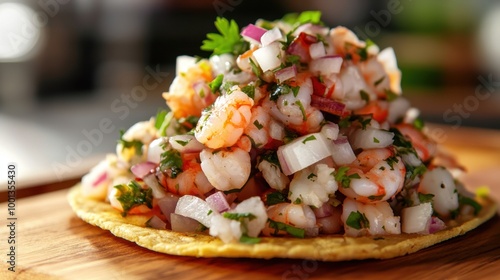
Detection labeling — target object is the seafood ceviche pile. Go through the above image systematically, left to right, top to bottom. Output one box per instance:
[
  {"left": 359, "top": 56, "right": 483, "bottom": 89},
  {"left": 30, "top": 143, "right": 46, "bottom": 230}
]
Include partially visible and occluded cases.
[{"left": 81, "top": 11, "right": 482, "bottom": 244}]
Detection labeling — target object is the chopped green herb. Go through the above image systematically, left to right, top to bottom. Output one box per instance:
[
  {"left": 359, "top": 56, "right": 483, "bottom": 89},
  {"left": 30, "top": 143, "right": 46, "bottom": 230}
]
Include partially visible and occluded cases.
[
  {"left": 281, "top": 10, "right": 323, "bottom": 26},
  {"left": 201, "top": 17, "right": 248, "bottom": 56},
  {"left": 356, "top": 39, "right": 375, "bottom": 61},
  {"left": 285, "top": 54, "right": 301, "bottom": 66},
  {"left": 249, "top": 57, "right": 263, "bottom": 77},
  {"left": 208, "top": 74, "right": 224, "bottom": 93},
  {"left": 374, "top": 76, "right": 385, "bottom": 86},
  {"left": 241, "top": 84, "right": 255, "bottom": 99},
  {"left": 385, "top": 89, "right": 399, "bottom": 102},
  {"left": 359, "top": 90, "right": 370, "bottom": 103},
  {"left": 295, "top": 100, "right": 307, "bottom": 121},
  {"left": 154, "top": 109, "right": 168, "bottom": 130},
  {"left": 338, "top": 116, "right": 351, "bottom": 128},
  {"left": 413, "top": 117, "right": 425, "bottom": 131},
  {"left": 253, "top": 120, "right": 264, "bottom": 130},
  {"left": 118, "top": 130, "right": 144, "bottom": 156},
  {"left": 302, "top": 135, "right": 316, "bottom": 144},
  {"left": 373, "top": 137, "right": 380, "bottom": 143},
  {"left": 175, "top": 139, "right": 190, "bottom": 147},
  {"left": 160, "top": 149, "right": 183, "bottom": 178},
  {"left": 385, "top": 156, "right": 399, "bottom": 170},
  {"left": 334, "top": 166, "right": 361, "bottom": 188},
  {"left": 307, "top": 173, "right": 317, "bottom": 180},
  {"left": 114, "top": 181, "right": 153, "bottom": 217},
  {"left": 266, "top": 192, "right": 287, "bottom": 206},
  {"left": 418, "top": 192, "right": 435, "bottom": 203},
  {"left": 368, "top": 194, "right": 385, "bottom": 201},
  {"left": 459, "top": 195, "right": 482, "bottom": 215},
  {"left": 293, "top": 197, "right": 302, "bottom": 204},
  {"left": 207, "top": 209, "right": 213, "bottom": 216},
  {"left": 346, "top": 211, "right": 370, "bottom": 230},
  {"left": 223, "top": 212, "right": 256, "bottom": 222},
  {"left": 268, "top": 219, "right": 306, "bottom": 238},
  {"left": 239, "top": 234, "right": 261, "bottom": 244}
]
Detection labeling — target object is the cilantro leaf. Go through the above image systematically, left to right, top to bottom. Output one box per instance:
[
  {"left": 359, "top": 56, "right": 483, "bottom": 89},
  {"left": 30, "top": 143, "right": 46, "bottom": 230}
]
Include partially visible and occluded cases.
[
  {"left": 282, "top": 11, "right": 323, "bottom": 26},
  {"left": 201, "top": 17, "right": 248, "bottom": 56},
  {"left": 208, "top": 74, "right": 224, "bottom": 93},
  {"left": 118, "top": 130, "right": 143, "bottom": 156},
  {"left": 160, "top": 149, "right": 183, "bottom": 178},
  {"left": 334, "top": 166, "right": 361, "bottom": 188},
  {"left": 114, "top": 181, "right": 153, "bottom": 217},
  {"left": 266, "top": 192, "right": 287, "bottom": 206},
  {"left": 418, "top": 192, "right": 435, "bottom": 203},
  {"left": 459, "top": 194, "right": 482, "bottom": 215},
  {"left": 346, "top": 211, "right": 370, "bottom": 230},
  {"left": 223, "top": 212, "right": 256, "bottom": 222},
  {"left": 268, "top": 219, "right": 305, "bottom": 238},
  {"left": 239, "top": 234, "right": 261, "bottom": 244}
]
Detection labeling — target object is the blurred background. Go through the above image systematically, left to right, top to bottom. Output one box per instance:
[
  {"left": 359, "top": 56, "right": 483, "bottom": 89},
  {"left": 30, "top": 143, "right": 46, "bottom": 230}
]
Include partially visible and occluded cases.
[{"left": 1, "top": 0, "right": 500, "bottom": 189}]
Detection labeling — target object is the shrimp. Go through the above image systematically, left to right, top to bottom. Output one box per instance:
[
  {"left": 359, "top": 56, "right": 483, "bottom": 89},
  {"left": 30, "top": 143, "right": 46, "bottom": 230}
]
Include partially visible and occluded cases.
[
  {"left": 330, "top": 26, "right": 379, "bottom": 62},
  {"left": 359, "top": 48, "right": 402, "bottom": 97},
  {"left": 162, "top": 59, "right": 218, "bottom": 119},
  {"left": 265, "top": 73, "right": 324, "bottom": 134},
  {"left": 195, "top": 85, "right": 254, "bottom": 149},
  {"left": 394, "top": 123, "right": 437, "bottom": 162},
  {"left": 199, "top": 147, "right": 251, "bottom": 191},
  {"left": 338, "top": 148, "right": 406, "bottom": 204},
  {"left": 163, "top": 153, "right": 214, "bottom": 197},
  {"left": 257, "top": 159, "right": 290, "bottom": 191},
  {"left": 288, "top": 163, "right": 338, "bottom": 208},
  {"left": 418, "top": 166, "right": 458, "bottom": 218},
  {"left": 342, "top": 197, "right": 401, "bottom": 237},
  {"left": 262, "top": 202, "right": 317, "bottom": 236}
]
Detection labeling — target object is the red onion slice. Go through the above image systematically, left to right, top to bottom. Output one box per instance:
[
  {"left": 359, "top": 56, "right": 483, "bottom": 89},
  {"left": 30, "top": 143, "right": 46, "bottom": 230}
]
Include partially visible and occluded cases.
[
  {"left": 241, "top": 24, "right": 267, "bottom": 44},
  {"left": 287, "top": 32, "right": 317, "bottom": 63},
  {"left": 274, "top": 65, "right": 297, "bottom": 83},
  {"left": 310, "top": 95, "right": 345, "bottom": 116},
  {"left": 130, "top": 161, "right": 157, "bottom": 179},
  {"left": 92, "top": 172, "right": 108, "bottom": 187},
  {"left": 206, "top": 191, "right": 231, "bottom": 213},
  {"left": 157, "top": 194, "right": 180, "bottom": 223},
  {"left": 313, "top": 202, "right": 334, "bottom": 218},
  {"left": 170, "top": 213, "right": 202, "bottom": 232},
  {"left": 146, "top": 215, "right": 167, "bottom": 230},
  {"left": 428, "top": 216, "right": 446, "bottom": 234}
]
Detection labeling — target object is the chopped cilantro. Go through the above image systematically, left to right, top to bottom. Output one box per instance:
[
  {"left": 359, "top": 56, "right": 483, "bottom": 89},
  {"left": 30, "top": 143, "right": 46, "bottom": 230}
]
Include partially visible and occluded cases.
[
  {"left": 201, "top": 17, "right": 248, "bottom": 56},
  {"left": 356, "top": 39, "right": 375, "bottom": 61},
  {"left": 285, "top": 54, "right": 301, "bottom": 66},
  {"left": 249, "top": 57, "right": 263, "bottom": 77},
  {"left": 208, "top": 74, "right": 224, "bottom": 93},
  {"left": 374, "top": 76, "right": 385, "bottom": 86},
  {"left": 270, "top": 83, "right": 299, "bottom": 101},
  {"left": 241, "top": 84, "right": 255, "bottom": 99},
  {"left": 385, "top": 89, "right": 399, "bottom": 102},
  {"left": 359, "top": 90, "right": 370, "bottom": 103},
  {"left": 295, "top": 100, "right": 307, "bottom": 121},
  {"left": 154, "top": 109, "right": 168, "bottom": 130},
  {"left": 338, "top": 116, "right": 351, "bottom": 128},
  {"left": 413, "top": 117, "right": 425, "bottom": 131},
  {"left": 253, "top": 120, "right": 264, "bottom": 130},
  {"left": 118, "top": 130, "right": 143, "bottom": 156},
  {"left": 302, "top": 135, "right": 316, "bottom": 144},
  {"left": 373, "top": 137, "right": 380, "bottom": 143},
  {"left": 175, "top": 139, "right": 190, "bottom": 147},
  {"left": 160, "top": 149, "right": 183, "bottom": 178},
  {"left": 260, "top": 150, "right": 280, "bottom": 166},
  {"left": 385, "top": 156, "right": 399, "bottom": 170},
  {"left": 334, "top": 166, "right": 361, "bottom": 188},
  {"left": 307, "top": 173, "right": 317, "bottom": 180},
  {"left": 114, "top": 181, "right": 153, "bottom": 217},
  {"left": 266, "top": 192, "right": 288, "bottom": 206},
  {"left": 418, "top": 192, "right": 435, "bottom": 203},
  {"left": 368, "top": 194, "right": 385, "bottom": 201},
  {"left": 459, "top": 194, "right": 482, "bottom": 215},
  {"left": 293, "top": 197, "right": 302, "bottom": 204},
  {"left": 207, "top": 209, "right": 213, "bottom": 216},
  {"left": 346, "top": 211, "right": 370, "bottom": 230},
  {"left": 223, "top": 212, "right": 256, "bottom": 222},
  {"left": 268, "top": 219, "right": 305, "bottom": 238},
  {"left": 239, "top": 234, "right": 261, "bottom": 244}
]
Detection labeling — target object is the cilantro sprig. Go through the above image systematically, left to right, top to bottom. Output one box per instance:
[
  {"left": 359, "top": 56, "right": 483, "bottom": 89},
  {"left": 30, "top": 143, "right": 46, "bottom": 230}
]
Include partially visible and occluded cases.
[
  {"left": 201, "top": 17, "right": 248, "bottom": 56},
  {"left": 118, "top": 130, "right": 144, "bottom": 156},
  {"left": 334, "top": 166, "right": 361, "bottom": 188},
  {"left": 114, "top": 181, "right": 153, "bottom": 217}
]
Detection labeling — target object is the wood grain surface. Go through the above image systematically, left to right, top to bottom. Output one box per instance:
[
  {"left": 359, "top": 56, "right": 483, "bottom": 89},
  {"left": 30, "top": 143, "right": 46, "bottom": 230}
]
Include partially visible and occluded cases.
[{"left": 1, "top": 125, "right": 499, "bottom": 280}]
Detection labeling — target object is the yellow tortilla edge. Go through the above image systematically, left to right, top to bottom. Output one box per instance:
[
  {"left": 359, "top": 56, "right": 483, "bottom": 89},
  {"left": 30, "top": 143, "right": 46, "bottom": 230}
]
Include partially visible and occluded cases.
[{"left": 68, "top": 183, "right": 497, "bottom": 261}]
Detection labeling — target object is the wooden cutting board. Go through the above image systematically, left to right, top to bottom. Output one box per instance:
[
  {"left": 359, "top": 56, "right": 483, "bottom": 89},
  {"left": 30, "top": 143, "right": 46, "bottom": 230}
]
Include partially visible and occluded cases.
[{"left": 1, "top": 125, "right": 499, "bottom": 280}]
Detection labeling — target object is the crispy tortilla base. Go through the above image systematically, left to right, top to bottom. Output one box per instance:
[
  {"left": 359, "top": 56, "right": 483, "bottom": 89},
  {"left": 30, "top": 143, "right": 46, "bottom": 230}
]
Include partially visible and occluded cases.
[{"left": 68, "top": 184, "right": 497, "bottom": 261}]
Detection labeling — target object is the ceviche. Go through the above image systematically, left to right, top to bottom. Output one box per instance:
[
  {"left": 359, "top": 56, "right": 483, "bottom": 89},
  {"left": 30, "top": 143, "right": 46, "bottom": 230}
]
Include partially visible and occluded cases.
[{"left": 80, "top": 11, "right": 485, "bottom": 244}]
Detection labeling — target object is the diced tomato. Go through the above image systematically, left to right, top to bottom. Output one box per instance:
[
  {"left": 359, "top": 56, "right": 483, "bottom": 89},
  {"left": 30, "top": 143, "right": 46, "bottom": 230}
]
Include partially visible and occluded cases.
[{"left": 354, "top": 101, "right": 388, "bottom": 123}]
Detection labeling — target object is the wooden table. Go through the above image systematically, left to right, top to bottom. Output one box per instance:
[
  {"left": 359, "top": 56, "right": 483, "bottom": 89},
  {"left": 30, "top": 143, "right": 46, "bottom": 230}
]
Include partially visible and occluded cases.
[{"left": 1, "top": 125, "right": 499, "bottom": 280}]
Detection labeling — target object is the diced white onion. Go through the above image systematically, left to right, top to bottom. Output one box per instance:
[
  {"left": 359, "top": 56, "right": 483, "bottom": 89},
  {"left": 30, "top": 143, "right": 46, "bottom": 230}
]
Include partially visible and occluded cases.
[
  {"left": 261, "top": 26, "right": 282, "bottom": 46},
  {"left": 253, "top": 42, "right": 283, "bottom": 72},
  {"left": 309, "top": 42, "right": 326, "bottom": 60},
  {"left": 309, "top": 56, "right": 343, "bottom": 76},
  {"left": 387, "top": 97, "right": 411, "bottom": 124},
  {"left": 277, "top": 132, "right": 331, "bottom": 176},
  {"left": 330, "top": 136, "right": 356, "bottom": 165},
  {"left": 147, "top": 137, "right": 167, "bottom": 164},
  {"left": 419, "top": 167, "right": 459, "bottom": 217},
  {"left": 175, "top": 195, "right": 215, "bottom": 227},
  {"left": 401, "top": 202, "right": 433, "bottom": 234}
]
